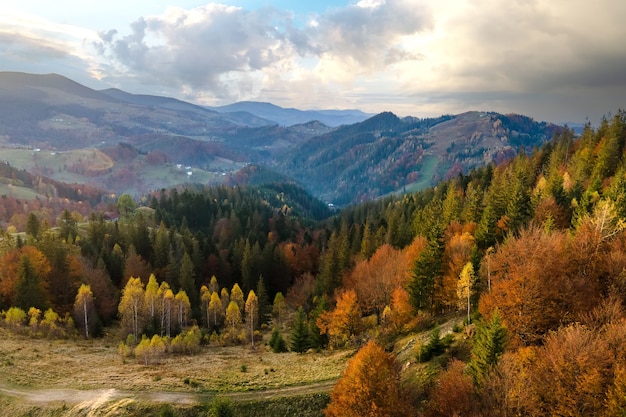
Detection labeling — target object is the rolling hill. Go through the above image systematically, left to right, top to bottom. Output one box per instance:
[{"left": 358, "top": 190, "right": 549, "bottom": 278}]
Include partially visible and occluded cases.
[{"left": 0, "top": 72, "right": 564, "bottom": 203}]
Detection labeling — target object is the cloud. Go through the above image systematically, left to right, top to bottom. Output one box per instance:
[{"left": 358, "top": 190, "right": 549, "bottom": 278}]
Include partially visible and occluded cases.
[
  {"left": 1, "top": 0, "right": 625, "bottom": 122},
  {"left": 307, "top": 0, "right": 431, "bottom": 70},
  {"left": 396, "top": 0, "right": 626, "bottom": 120},
  {"left": 94, "top": 1, "right": 433, "bottom": 101},
  {"left": 95, "top": 4, "right": 301, "bottom": 100},
  {"left": 0, "top": 11, "right": 104, "bottom": 84}
]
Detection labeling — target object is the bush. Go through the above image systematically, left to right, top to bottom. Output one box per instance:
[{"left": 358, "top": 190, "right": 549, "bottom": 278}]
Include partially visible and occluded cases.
[
  {"left": 418, "top": 327, "right": 453, "bottom": 363},
  {"left": 269, "top": 328, "right": 288, "bottom": 353},
  {"left": 208, "top": 397, "right": 234, "bottom": 417}
]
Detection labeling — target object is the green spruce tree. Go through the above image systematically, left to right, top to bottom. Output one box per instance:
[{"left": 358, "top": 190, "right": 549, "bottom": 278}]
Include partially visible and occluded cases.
[
  {"left": 290, "top": 307, "right": 310, "bottom": 353},
  {"left": 467, "top": 310, "right": 507, "bottom": 384}
]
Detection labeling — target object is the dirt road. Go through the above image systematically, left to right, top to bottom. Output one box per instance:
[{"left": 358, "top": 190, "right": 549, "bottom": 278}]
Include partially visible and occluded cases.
[{"left": 0, "top": 378, "right": 336, "bottom": 407}]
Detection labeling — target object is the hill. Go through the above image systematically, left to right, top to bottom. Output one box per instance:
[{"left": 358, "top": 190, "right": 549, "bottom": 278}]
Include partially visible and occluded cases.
[
  {"left": 0, "top": 72, "right": 563, "bottom": 203},
  {"left": 0, "top": 72, "right": 340, "bottom": 195},
  {"left": 277, "top": 111, "right": 562, "bottom": 205}
]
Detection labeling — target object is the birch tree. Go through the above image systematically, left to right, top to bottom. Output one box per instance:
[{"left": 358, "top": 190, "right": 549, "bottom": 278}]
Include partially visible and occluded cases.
[
  {"left": 118, "top": 276, "right": 145, "bottom": 339},
  {"left": 74, "top": 284, "right": 96, "bottom": 339},
  {"left": 245, "top": 290, "right": 258, "bottom": 347}
]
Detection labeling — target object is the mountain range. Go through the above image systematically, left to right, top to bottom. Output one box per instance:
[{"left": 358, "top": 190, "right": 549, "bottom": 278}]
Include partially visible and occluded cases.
[{"left": 0, "top": 71, "right": 563, "bottom": 205}]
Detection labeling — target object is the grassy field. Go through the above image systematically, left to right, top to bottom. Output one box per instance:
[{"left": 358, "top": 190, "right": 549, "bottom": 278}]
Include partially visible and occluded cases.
[
  {"left": 0, "top": 147, "right": 243, "bottom": 197},
  {"left": 403, "top": 155, "right": 440, "bottom": 194},
  {"left": 0, "top": 183, "right": 44, "bottom": 200},
  {"left": 0, "top": 327, "right": 350, "bottom": 416}
]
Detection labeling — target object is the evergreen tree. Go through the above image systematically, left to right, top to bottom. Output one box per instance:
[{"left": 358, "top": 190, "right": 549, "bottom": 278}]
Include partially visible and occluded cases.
[
  {"left": 58, "top": 209, "right": 78, "bottom": 243},
  {"left": 25, "top": 212, "right": 40, "bottom": 240},
  {"left": 360, "top": 220, "right": 375, "bottom": 259},
  {"left": 153, "top": 222, "right": 170, "bottom": 271},
  {"left": 408, "top": 228, "right": 444, "bottom": 312},
  {"left": 178, "top": 252, "right": 198, "bottom": 317},
  {"left": 14, "top": 254, "right": 48, "bottom": 311},
  {"left": 256, "top": 275, "right": 270, "bottom": 325},
  {"left": 308, "top": 296, "right": 328, "bottom": 349},
  {"left": 290, "top": 307, "right": 310, "bottom": 353},
  {"left": 467, "top": 310, "right": 507, "bottom": 384},
  {"left": 269, "top": 327, "right": 288, "bottom": 353}
]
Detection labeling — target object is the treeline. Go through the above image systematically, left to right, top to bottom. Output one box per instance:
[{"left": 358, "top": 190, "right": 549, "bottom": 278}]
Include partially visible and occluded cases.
[{"left": 0, "top": 181, "right": 332, "bottom": 327}]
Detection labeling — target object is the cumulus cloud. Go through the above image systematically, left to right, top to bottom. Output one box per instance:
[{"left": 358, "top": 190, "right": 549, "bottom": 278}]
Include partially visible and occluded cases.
[
  {"left": 94, "top": 0, "right": 432, "bottom": 102},
  {"left": 307, "top": 0, "right": 431, "bottom": 70},
  {"left": 95, "top": 4, "right": 301, "bottom": 100}
]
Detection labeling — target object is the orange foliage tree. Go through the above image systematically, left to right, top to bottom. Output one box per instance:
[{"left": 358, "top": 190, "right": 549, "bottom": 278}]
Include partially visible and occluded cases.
[
  {"left": 479, "top": 227, "right": 581, "bottom": 346},
  {"left": 439, "top": 228, "right": 475, "bottom": 311},
  {"left": 344, "top": 244, "right": 408, "bottom": 318},
  {"left": 0, "top": 246, "right": 51, "bottom": 308},
  {"left": 317, "top": 289, "right": 362, "bottom": 348},
  {"left": 480, "top": 299, "right": 626, "bottom": 416},
  {"left": 325, "top": 340, "right": 414, "bottom": 417},
  {"left": 425, "top": 359, "right": 477, "bottom": 417}
]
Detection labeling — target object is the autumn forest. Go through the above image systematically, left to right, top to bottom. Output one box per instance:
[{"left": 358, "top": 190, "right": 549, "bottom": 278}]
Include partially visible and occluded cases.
[{"left": 2, "top": 110, "right": 626, "bottom": 416}]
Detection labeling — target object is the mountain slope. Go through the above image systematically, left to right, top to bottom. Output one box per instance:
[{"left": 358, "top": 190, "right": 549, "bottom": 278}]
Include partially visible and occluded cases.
[{"left": 277, "top": 111, "right": 561, "bottom": 205}]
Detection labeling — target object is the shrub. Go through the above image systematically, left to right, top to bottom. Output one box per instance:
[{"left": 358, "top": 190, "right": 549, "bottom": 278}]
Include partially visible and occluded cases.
[
  {"left": 5, "top": 307, "right": 26, "bottom": 330},
  {"left": 418, "top": 327, "right": 453, "bottom": 363},
  {"left": 269, "top": 328, "right": 288, "bottom": 353},
  {"left": 208, "top": 397, "right": 234, "bottom": 417}
]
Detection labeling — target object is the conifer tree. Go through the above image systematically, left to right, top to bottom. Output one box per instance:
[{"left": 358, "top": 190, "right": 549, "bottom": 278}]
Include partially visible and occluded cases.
[
  {"left": 360, "top": 220, "right": 375, "bottom": 259},
  {"left": 408, "top": 230, "right": 444, "bottom": 312},
  {"left": 178, "top": 252, "right": 198, "bottom": 317},
  {"left": 14, "top": 254, "right": 48, "bottom": 311},
  {"left": 256, "top": 275, "right": 270, "bottom": 325},
  {"left": 290, "top": 307, "right": 309, "bottom": 353},
  {"left": 467, "top": 310, "right": 507, "bottom": 384},
  {"left": 269, "top": 327, "right": 288, "bottom": 353}
]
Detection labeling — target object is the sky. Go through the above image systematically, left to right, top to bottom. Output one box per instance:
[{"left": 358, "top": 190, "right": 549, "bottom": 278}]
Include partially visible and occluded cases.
[{"left": 1, "top": 0, "right": 625, "bottom": 124}]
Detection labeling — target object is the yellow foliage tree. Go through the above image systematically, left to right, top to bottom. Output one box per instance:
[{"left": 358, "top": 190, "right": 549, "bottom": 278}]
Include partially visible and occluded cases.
[
  {"left": 119, "top": 276, "right": 145, "bottom": 339},
  {"left": 317, "top": 289, "right": 361, "bottom": 348},
  {"left": 245, "top": 290, "right": 258, "bottom": 347}
]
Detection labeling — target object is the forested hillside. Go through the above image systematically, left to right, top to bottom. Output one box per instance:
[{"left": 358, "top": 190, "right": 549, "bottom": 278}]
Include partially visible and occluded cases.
[
  {"left": 1, "top": 110, "right": 626, "bottom": 416},
  {"left": 278, "top": 111, "right": 560, "bottom": 205}
]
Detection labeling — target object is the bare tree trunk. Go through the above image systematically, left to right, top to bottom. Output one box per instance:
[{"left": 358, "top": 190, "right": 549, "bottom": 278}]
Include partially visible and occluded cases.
[{"left": 83, "top": 298, "right": 89, "bottom": 339}]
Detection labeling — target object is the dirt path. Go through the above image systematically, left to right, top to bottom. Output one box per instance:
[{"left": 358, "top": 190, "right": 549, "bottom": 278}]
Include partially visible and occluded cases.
[{"left": 0, "top": 378, "right": 337, "bottom": 407}]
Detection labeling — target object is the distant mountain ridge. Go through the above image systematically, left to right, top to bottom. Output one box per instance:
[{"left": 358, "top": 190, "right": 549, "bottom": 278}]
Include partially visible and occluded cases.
[{"left": 208, "top": 101, "right": 373, "bottom": 127}]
